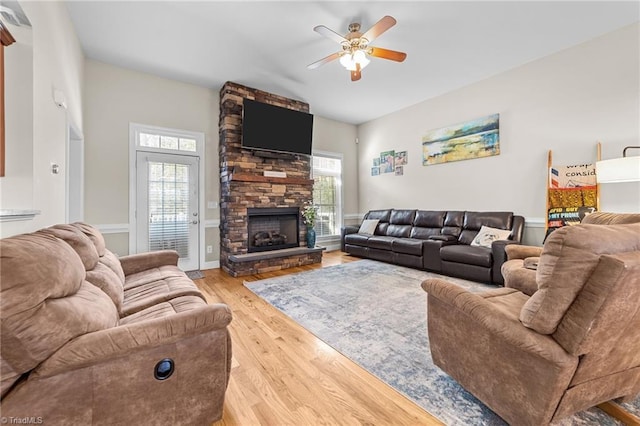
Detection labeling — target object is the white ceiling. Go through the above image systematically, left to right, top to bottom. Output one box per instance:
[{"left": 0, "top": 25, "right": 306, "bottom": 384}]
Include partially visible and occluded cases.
[{"left": 65, "top": 1, "right": 639, "bottom": 125}]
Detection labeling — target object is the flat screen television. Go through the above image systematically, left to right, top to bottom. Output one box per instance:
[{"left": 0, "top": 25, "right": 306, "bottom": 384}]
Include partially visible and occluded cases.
[{"left": 241, "top": 98, "right": 314, "bottom": 155}]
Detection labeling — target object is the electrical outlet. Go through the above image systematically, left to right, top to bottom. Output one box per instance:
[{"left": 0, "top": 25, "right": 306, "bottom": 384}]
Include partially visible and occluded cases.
[{"left": 206, "top": 245, "right": 213, "bottom": 254}]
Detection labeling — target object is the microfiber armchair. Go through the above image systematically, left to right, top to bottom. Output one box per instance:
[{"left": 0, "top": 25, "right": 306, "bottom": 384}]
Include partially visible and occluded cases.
[
  {"left": 422, "top": 222, "right": 640, "bottom": 425},
  {"left": 1, "top": 223, "right": 232, "bottom": 424}
]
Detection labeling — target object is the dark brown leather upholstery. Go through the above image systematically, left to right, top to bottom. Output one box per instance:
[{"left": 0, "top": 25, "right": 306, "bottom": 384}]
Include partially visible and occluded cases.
[{"left": 343, "top": 209, "right": 525, "bottom": 284}]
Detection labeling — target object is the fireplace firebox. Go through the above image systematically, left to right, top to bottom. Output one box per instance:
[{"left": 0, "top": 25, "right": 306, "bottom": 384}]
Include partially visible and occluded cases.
[{"left": 247, "top": 207, "right": 300, "bottom": 253}]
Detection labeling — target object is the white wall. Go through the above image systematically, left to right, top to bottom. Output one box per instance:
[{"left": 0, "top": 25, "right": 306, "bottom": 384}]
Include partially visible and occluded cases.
[
  {"left": 0, "top": 1, "right": 84, "bottom": 238},
  {"left": 1, "top": 24, "right": 33, "bottom": 212},
  {"left": 357, "top": 24, "right": 639, "bottom": 245},
  {"left": 312, "top": 116, "right": 359, "bottom": 224}
]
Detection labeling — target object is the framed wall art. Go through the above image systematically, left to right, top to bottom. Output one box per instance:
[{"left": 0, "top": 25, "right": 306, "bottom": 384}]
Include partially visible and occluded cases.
[{"left": 422, "top": 114, "right": 499, "bottom": 166}]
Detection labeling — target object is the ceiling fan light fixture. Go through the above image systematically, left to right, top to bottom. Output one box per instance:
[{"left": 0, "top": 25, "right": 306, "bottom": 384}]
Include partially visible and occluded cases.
[
  {"left": 309, "top": 16, "right": 406, "bottom": 81},
  {"left": 339, "top": 49, "right": 370, "bottom": 71},
  {"left": 353, "top": 49, "right": 370, "bottom": 68}
]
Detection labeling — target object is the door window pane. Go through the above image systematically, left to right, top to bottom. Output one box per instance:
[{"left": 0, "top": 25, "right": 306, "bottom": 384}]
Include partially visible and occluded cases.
[
  {"left": 140, "top": 133, "right": 160, "bottom": 148},
  {"left": 160, "top": 136, "right": 179, "bottom": 150},
  {"left": 148, "top": 162, "right": 190, "bottom": 257}
]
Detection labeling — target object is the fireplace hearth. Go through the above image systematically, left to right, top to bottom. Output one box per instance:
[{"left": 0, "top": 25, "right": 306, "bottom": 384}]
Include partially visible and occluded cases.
[{"left": 247, "top": 207, "right": 299, "bottom": 253}]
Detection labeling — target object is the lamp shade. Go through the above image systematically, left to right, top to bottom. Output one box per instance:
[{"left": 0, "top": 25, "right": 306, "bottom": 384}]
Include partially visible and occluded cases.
[{"left": 596, "top": 156, "right": 640, "bottom": 183}]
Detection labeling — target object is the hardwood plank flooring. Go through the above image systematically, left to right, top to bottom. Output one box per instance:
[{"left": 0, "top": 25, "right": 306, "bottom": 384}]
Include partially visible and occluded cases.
[{"left": 196, "top": 251, "right": 443, "bottom": 426}]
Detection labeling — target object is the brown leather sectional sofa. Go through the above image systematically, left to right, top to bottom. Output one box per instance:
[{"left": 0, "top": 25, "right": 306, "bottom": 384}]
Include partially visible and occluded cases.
[{"left": 342, "top": 209, "right": 525, "bottom": 284}]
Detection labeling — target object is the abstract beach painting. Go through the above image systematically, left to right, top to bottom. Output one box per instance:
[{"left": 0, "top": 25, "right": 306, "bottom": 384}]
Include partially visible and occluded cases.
[{"left": 422, "top": 114, "right": 500, "bottom": 166}]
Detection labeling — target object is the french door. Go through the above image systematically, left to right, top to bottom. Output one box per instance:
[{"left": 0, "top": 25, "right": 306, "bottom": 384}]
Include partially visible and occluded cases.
[{"left": 136, "top": 152, "right": 199, "bottom": 271}]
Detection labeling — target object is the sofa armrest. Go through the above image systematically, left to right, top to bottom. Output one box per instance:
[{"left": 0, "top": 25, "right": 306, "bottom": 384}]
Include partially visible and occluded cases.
[
  {"left": 341, "top": 225, "right": 360, "bottom": 251},
  {"left": 491, "top": 240, "right": 520, "bottom": 285},
  {"left": 505, "top": 244, "right": 543, "bottom": 261},
  {"left": 119, "top": 250, "right": 180, "bottom": 276},
  {"left": 32, "top": 303, "right": 232, "bottom": 378}
]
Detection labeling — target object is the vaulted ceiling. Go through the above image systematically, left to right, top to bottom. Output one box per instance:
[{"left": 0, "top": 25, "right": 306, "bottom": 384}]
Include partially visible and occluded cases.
[{"left": 66, "top": 1, "right": 639, "bottom": 124}]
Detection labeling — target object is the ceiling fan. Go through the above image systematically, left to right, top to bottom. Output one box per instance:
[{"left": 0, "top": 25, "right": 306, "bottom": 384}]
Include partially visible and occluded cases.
[{"left": 307, "top": 15, "right": 407, "bottom": 82}]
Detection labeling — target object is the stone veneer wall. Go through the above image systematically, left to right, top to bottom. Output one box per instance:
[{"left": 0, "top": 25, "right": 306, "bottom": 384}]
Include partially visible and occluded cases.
[{"left": 219, "top": 81, "right": 319, "bottom": 276}]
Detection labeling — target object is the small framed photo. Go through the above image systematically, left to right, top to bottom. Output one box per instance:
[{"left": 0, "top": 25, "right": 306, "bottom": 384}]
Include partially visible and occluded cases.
[
  {"left": 380, "top": 150, "right": 395, "bottom": 173},
  {"left": 395, "top": 151, "right": 408, "bottom": 166},
  {"left": 373, "top": 158, "right": 380, "bottom": 167},
  {"left": 395, "top": 166, "right": 404, "bottom": 176},
  {"left": 371, "top": 167, "right": 380, "bottom": 176}
]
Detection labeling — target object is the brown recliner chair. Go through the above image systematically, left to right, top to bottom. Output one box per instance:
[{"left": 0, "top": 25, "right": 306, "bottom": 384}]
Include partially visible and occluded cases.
[
  {"left": 502, "top": 212, "right": 640, "bottom": 295},
  {"left": 422, "top": 222, "right": 640, "bottom": 425},
  {"left": 1, "top": 224, "right": 232, "bottom": 424}
]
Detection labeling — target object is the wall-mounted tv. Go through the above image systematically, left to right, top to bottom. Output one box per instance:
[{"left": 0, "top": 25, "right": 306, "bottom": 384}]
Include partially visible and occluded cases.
[{"left": 241, "top": 98, "right": 314, "bottom": 156}]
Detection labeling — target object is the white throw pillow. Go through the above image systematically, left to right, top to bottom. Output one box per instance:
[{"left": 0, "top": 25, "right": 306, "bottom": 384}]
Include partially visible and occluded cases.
[
  {"left": 358, "top": 219, "right": 380, "bottom": 235},
  {"left": 470, "top": 225, "right": 512, "bottom": 248}
]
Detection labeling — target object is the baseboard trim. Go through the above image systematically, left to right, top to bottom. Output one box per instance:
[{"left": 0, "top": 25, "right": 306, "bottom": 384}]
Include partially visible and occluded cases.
[{"left": 202, "top": 260, "right": 220, "bottom": 270}]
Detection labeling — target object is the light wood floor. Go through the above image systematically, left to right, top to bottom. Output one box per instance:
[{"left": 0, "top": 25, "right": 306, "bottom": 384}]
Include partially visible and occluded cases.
[{"left": 196, "top": 251, "right": 443, "bottom": 426}]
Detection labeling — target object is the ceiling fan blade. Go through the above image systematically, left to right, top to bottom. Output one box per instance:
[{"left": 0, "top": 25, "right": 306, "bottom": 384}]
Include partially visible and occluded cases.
[
  {"left": 362, "top": 16, "right": 396, "bottom": 43},
  {"left": 313, "top": 25, "right": 348, "bottom": 44},
  {"left": 369, "top": 47, "right": 407, "bottom": 62},
  {"left": 307, "top": 52, "right": 341, "bottom": 70},
  {"left": 351, "top": 63, "right": 362, "bottom": 82}
]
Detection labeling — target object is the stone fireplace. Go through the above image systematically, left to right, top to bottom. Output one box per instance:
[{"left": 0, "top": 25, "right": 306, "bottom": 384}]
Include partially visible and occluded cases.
[{"left": 219, "top": 82, "right": 323, "bottom": 277}]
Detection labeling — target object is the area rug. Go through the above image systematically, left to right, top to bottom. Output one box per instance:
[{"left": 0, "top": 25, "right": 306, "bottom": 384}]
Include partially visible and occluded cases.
[{"left": 245, "top": 259, "right": 640, "bottom": 425}]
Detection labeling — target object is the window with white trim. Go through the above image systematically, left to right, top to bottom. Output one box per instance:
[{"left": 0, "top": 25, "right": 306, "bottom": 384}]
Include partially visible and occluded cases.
[{"left": 312, "top": 152, "right": 343, "bottom": 238}]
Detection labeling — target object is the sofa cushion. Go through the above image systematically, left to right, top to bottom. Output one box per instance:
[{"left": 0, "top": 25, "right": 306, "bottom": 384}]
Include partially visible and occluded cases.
[
  {"left": 365, "top": 209, "right": 391, "bottom": 222},
  {"left": 390, "top": 209, "right": 416, "bottom": 225},
  {"left": 365, "top": 210, "right": 391, "bottom": 235},
  {"left": 414, "top": 210, "right": 445, "bottom": 228},
  {"left": 442, "top": 211, "right": 464, "bottom": 237},
  {"left": 465, "top": 211, "right": 513, "bottom": 230},
  {"left": 459, "top": 212, "right": 513, "bottom": 245},
  {"left": 358, "top": 219, "right": 379, "bottom": 235},
  {"left": 72, "top": 222, "right": 107, "bottom": 257},
  {"left": 520, "top": 223, "right": 640, "bottom": 334},
  {"left": 42, "top": 224, "right": 99, "bottom": 271},
  {"left": 386, "top": 224, "right": 412, "bottom": 238},
  {"left": 470, "top": 225, "right": 512, "bottom": 248},
  {"left": 410, "top": 227, "right": 441, "bottom": 240},
  {"left": 0, "top": 232, "right": 118, "bottom": 396},
  {"left": 344, "top": 233, "right": 371, "bottom": 246},
  {"left": 367, "top": 236, "right": 396, "bottom": 250},
  {"left": 392, "top": 238, "right": 424, "bottom": 256},
  {"left": 440, "top": 245, "right": 493, "bottom": 267},
  {"left": 101, "top": 249, "right": 126, "bottom": 284},
  {"left": 86, "top": 262, "right": 125, "bottom": 312},
  {"left": 124, "top": 265, "right": 191, "bottom": 290},
  {"left": 122, "top": 275, "right": 204, "bottom": 316},
  {"left": 119, "top": 295, "right": 208, "bottom": 325}
]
